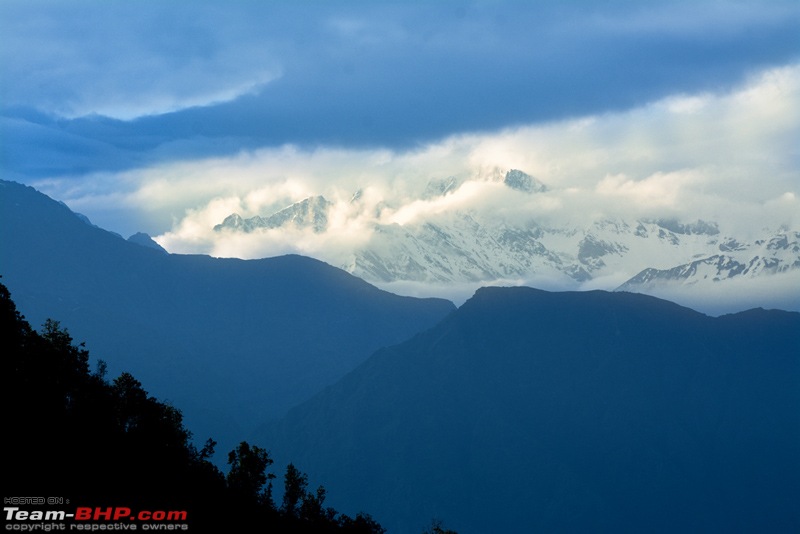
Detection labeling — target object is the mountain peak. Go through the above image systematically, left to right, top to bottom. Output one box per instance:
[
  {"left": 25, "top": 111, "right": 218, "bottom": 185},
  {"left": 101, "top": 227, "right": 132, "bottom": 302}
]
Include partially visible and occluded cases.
[
  {"left": 503, "top": 169, "right": 547, "bottom": 193},
  {"left": 424, "top": 176, "right": 462, "bottom": 198},
  {"left": 268, "top": 195, "right": 332, "bottom": 232},
  {"left": 215, "top": 196, "right": 333, "bottom": 233},
  {"left": 127, "top": 232, "right": 168, "bottom": 254}
]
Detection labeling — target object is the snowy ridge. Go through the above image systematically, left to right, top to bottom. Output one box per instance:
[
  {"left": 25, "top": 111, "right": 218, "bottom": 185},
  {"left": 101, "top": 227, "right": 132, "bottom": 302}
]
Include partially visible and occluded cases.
[
  {"left": 210, "top": 169, "right": 799, "bottom": 307},
  {"left": 215, "top": 195, "right": 332, "bottom": 233},
  {"left": 348, "top": 216, "right": 770, "bottom": 289},
  {"left": 617, "top": 232, "right": 800, "bottom": 290}
]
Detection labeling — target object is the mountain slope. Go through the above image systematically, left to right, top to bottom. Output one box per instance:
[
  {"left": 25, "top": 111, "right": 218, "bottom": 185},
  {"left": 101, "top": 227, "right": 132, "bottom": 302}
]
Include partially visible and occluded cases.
[
  {"left": 0, "top": 180, "right": 455, "bottom": 455},
  {"left": 618, "top": 231, "right": 800, "bottom": 287},
  {"left": 259, "top": 287, "right": 800, "bottom": 533}
]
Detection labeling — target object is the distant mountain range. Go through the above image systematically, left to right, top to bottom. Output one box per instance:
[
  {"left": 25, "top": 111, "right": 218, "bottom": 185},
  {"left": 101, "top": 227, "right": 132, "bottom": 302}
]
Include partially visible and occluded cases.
[
  {"left": 213, "top": 170, "right": 799, "bottom": 311},
  {"left": 0, "top": 180, "right": 454, "bottom": 456},
  {"left": 4, "top": 180, "right": 798, "bottom": 532},
  {"left": 618, "top": 232, "right": 800, "bottom": 289},
  {"left": 258, "top": 286, "right": 800, "bottom": 533}
]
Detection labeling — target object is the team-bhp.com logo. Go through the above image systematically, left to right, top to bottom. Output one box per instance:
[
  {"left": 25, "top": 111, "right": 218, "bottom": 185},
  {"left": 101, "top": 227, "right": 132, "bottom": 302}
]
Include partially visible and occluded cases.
[
  {"left": 5, "top": 504, "right": 189, "bottom": 531},
  {"left": 75, "top": 508, "right": 187, "bottom": 522}
]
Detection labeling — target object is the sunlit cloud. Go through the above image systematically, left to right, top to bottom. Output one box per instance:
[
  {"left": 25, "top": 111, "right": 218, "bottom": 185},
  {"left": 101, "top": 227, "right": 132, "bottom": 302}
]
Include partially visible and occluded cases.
[
  {"left": 3, "top": 2, "right": 797, "bottom": 315},
  {"left": 9, "top": 57, "right": 795, "bottom": 314},
  {"left": 26, "top": 60, "right": 797, "bottom": 312},
  {"left": 33, "top": 62, "right": 792, "bottom": 249},
  {"left": 594, "top": 170, "right": 705, "bottom": 209}
]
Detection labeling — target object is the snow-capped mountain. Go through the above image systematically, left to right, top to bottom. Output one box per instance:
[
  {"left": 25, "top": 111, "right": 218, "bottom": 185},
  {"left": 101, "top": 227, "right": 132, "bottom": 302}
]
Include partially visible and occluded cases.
[
  {"left": 503, "top": 168, "right": 548, "bottom": 193},
  {"left": 211, "top": 169, "right": 799, "bottom": 310},
  {"left": 215, "top": 195, "right": 332, "bottom": 233},
  {"left": 346, "top": 215, "right": 727, "bottom": 285},
  {"left": 617, "top": 232, "right": 800, "bottom": 290}
]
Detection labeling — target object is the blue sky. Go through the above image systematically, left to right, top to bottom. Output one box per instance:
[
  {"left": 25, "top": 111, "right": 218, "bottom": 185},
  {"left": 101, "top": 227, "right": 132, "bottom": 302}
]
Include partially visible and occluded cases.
[{"left": 1, "top": 1, "right": 798, "bottom": 243}]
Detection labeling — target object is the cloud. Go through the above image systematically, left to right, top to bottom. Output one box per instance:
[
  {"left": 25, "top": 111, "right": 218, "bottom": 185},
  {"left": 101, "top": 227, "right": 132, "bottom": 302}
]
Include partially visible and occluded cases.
[
  {"left": 2, "top": 0, "right": 798, "bottom": 183},
  {"left": 0, "top": 1, "right": 282, "bottom": 119},
  {"left": 3, "top": 2, "right": 797, "bottom": 313},
  {"left": 28, "top": 59, "right": 800, "bottom": 242},
  {"left": 14, "top": 60, "right": 797, "bottom": 313},
  {"left": 179, "top": 61, "right": 798, "bottom": 230},
  {"left": 41, "top": 62, "right": 786, "bottom": 249},
  {"left": 594, "top": 170, "right": 704, "bottom": 209},
  {"left": 624, "top": 270, "right": 800, "bottom": 316}
]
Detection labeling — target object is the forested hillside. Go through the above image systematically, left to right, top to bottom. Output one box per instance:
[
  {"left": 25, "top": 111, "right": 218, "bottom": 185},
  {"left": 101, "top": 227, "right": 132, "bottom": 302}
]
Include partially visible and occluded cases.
[{"left": 1, "top": 280, "right": 386, "bottom": 533}]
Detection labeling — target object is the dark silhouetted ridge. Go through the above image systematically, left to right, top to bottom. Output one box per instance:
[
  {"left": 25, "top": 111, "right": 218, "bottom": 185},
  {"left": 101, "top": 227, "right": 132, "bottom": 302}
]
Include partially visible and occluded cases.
[
  {"left": 0, "top": 179, "right": 455, "bottom": 456},
  {"left": 261, "top": 286, "right": 800, "bottom": 533}
]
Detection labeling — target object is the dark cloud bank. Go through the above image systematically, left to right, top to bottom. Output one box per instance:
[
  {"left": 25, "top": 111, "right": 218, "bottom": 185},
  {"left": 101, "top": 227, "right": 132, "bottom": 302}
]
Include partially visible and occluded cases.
[{"left": 2, "top": 1, "right": 799, "bottom": 179}]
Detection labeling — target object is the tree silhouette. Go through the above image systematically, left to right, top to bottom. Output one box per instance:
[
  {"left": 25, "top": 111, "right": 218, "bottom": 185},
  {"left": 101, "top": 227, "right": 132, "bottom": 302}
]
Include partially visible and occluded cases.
[
  {"left": 227, "top": 441, "right": 275, "bottom": 507},
  {"left": 282, "top": 462, "right": 309, "bottom": 517},
  {"left": 422, "top": 519, "right": 459, "bottom": 534}
]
